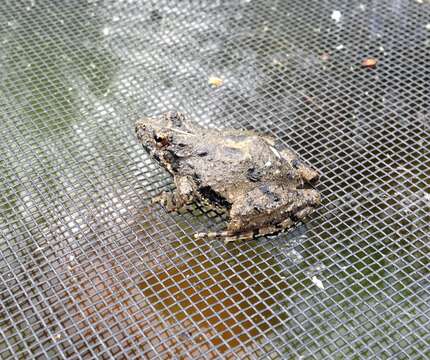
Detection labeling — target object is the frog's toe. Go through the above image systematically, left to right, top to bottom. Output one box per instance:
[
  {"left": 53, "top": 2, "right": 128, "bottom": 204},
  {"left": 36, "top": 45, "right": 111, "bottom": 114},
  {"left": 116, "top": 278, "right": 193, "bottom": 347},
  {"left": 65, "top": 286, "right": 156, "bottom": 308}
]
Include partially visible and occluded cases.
[
  {"left": 152, "top": 191, "right": 178, "bottom": 212},
  {"left": 151, "top": 192, "right": 167, "bottom": 206},
  {"left": 292, "top": 206, "right": 317, "bottom": 222},
  {"left": 257, "top": 226, "right": 279, "bottom": 237},
  {"left": 194, "top": 230, "right": 231, "bottom": 239},
  {"left": 194, "top": 230, "right": 255, "bottom": 242},
  {"left": 224, "top": 231, "right": 254, "bottom": 243}
]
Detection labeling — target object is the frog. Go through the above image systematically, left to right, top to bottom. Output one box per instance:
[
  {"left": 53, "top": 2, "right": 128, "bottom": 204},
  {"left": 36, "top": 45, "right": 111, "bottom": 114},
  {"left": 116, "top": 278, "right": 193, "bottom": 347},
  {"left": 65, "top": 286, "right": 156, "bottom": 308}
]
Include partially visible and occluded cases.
[{"left": 135, "top": 111, "right": 321, "bottom": 242}]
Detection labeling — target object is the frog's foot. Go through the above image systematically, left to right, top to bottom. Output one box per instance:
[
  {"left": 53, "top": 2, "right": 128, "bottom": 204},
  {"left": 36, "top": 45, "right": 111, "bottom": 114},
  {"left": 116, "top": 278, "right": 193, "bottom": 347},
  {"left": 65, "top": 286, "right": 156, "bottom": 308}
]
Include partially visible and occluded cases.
[
  {"left": 151, "top": 191, "right": 181, "bottom": 212},
  {"left": 291, "top": 206, "right": 317, "bottom": 222},
  {"left": 194, "top": 220, "right": 294, "bottom": 242}
]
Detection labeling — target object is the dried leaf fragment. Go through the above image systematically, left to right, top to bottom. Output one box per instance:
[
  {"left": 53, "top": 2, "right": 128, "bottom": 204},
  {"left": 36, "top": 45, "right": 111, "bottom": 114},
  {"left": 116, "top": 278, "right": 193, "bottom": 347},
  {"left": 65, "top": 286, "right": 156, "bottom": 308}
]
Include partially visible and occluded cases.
[
  {"left": 331, "top": 10, "right": 342, "bottom": 22},
  {"left": 320, "top": 52, "right": 330, "bottom": 62},
  {"left": 361, "top": 57, "right": 378, "bottom": 68},
  {"left": 208, "top": 76, "right": 223, "bottom": 88}
]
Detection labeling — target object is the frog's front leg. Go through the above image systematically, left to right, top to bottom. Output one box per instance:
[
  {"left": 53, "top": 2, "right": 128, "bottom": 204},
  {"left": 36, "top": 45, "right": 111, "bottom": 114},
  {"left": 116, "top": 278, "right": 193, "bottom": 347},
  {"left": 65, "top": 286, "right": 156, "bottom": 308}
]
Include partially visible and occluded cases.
[
  {"left": 152, "top": 175, "right": 197, "bottom": 212},
  {"left": 151, "top": 191, "right": 178, "bottom": 211}
]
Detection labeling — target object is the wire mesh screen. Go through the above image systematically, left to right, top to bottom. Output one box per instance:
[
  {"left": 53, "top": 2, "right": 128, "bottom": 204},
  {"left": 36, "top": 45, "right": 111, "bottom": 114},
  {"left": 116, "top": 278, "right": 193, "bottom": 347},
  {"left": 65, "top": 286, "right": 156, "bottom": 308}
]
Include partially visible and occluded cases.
[{"left": 0, "top": 0, "right": 429, "bottom": 359}]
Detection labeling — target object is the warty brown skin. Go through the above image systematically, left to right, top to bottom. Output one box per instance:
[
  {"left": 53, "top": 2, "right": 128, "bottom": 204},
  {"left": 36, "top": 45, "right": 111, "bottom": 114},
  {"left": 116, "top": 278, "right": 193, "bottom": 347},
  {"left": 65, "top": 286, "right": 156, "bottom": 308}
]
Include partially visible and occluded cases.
[{"left": 135, "top": 111, "right": 321, "bottom": 241}]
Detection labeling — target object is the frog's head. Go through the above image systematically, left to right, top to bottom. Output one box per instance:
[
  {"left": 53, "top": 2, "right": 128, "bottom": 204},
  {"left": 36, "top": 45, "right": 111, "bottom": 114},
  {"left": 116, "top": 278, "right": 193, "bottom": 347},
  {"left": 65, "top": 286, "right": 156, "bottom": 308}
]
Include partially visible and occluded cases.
[{"left": 135, "top": 111, "right": 186, "bottom": 150}]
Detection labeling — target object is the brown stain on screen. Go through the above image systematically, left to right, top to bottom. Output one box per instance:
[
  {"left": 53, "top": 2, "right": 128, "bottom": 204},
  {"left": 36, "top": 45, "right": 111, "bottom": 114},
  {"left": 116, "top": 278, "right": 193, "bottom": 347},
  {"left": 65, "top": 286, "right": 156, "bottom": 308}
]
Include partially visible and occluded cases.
[{"left": 139, "top": 249, "right": 288, "bottom": 358}]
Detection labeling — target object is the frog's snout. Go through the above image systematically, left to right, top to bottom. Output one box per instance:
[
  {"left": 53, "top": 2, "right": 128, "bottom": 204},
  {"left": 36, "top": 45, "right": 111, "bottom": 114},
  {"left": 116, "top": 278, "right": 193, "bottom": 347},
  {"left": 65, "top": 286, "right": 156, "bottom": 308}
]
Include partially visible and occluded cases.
[{"left": 135, "top": 120, "right": 146, "bottom": 141}]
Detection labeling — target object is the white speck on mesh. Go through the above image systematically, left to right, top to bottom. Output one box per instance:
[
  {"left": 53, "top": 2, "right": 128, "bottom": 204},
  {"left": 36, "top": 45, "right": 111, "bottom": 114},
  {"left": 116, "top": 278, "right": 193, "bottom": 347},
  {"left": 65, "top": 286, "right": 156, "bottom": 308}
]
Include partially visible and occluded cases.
[
  {"left": 331, "top": 10, "right": 342, "bottom": 22},
  {"left": 312, "top": 276, "right": 325, "bottom": 290}
]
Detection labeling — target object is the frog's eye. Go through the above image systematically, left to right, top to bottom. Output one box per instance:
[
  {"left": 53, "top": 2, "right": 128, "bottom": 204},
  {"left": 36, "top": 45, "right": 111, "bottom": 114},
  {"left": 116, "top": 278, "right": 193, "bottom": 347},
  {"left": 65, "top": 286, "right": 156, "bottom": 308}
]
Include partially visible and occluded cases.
[{"left": 154, "top": 132, "right": 171, "bottom": 146}]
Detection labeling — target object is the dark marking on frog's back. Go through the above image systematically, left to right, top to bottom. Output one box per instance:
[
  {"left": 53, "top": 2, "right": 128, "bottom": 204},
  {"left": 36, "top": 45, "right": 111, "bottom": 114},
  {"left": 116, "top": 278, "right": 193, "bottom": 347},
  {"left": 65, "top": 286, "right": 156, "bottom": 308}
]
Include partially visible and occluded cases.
[
  {"left": 221, "top": 147, "right": 246, "bottom": 161},
  {"left": 164, "top": 150, "right": 180, "bottom": 171},
  {"left": 292, "top": 159, "right": 301, "bottom": 168},
  {"left": 247, "top": 167, "right": 262, "bottom": 182},
  {"left": 259, "top": 184, "right": 280, "bottom": 202}
]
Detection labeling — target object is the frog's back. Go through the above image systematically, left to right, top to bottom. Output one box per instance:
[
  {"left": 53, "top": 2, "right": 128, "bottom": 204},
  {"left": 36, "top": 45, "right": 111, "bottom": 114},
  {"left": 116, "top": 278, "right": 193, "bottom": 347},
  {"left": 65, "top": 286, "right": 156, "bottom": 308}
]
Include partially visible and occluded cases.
[{"left": 183, "top": 130, "right": 284, "bottom": 203}]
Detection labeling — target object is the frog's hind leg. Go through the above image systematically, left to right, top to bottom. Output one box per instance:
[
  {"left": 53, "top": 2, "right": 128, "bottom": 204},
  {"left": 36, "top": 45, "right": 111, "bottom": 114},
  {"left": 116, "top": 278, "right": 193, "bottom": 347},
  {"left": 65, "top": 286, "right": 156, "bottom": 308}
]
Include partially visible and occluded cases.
[
  {"left": 194, "top": 203, "right": 319, "bottom": 242},
  {"left": 231, "top": 212, "right": 310, "bottom": 241},
  {"left": 194, "top": 221, "right": 297, "bottom": 243},
  {"left": 222, "top": 225, "right": 283, "bottom": 242},
  {"left": 194, "top": 230, "right": 255, "bottom": 243},
  {"left": 194, "top": 230, "right": 229, "bottom": 239},
  {"left": 224, "top": 231, "right": 255, "bottom": 243}
]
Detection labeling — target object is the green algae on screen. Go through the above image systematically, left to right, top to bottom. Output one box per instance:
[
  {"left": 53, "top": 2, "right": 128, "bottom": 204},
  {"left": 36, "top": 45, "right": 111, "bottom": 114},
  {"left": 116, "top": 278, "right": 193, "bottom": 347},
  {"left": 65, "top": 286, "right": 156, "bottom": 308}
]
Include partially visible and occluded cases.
[{"left": 1, "top": 3, "right": 118, "bottom": 136}]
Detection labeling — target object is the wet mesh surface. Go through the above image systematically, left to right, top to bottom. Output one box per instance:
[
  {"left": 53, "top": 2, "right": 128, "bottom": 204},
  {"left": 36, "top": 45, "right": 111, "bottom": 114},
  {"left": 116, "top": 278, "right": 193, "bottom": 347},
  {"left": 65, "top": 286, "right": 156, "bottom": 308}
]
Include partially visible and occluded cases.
[{"left": 0, "top": 0, "right": 429, "bottom": 359}]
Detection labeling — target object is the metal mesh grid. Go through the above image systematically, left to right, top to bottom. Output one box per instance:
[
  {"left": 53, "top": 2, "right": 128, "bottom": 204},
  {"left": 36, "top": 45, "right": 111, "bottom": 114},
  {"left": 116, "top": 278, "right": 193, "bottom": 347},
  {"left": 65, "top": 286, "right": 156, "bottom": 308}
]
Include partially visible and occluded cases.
[{"left": 0, "top": 0, "right": 429, "bottom": 358}]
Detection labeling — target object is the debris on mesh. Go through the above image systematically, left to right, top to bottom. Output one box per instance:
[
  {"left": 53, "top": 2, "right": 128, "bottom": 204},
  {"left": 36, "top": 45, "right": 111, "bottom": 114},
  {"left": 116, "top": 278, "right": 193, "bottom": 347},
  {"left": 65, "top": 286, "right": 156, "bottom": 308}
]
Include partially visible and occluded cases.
[
  {"left": 331, "top": 10, "right": 342, "bottom": 22},
  {"left": 320, "top": 52, "right": 330, "bottom": 62},
  {"left": 361, "top": 57, "right": 378, "bottom": 68},
  {"left": 208, "top": 76, "right": 224, "bottom": 88},
  {"left": 285, "top": 249, "right": 304, "bottom": 264},
  {"left": 311, "top": 276, "right": 325, "bottom": 290}
]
